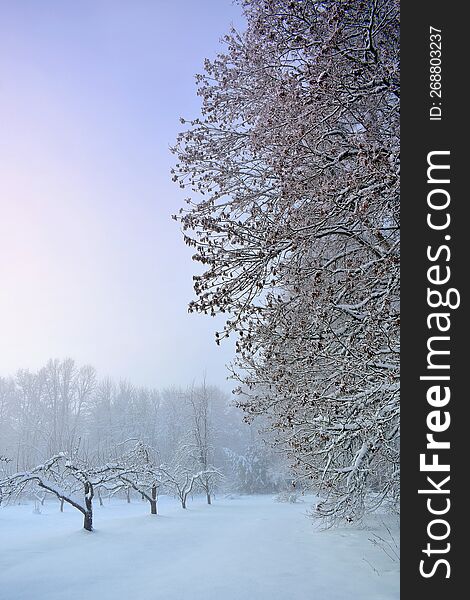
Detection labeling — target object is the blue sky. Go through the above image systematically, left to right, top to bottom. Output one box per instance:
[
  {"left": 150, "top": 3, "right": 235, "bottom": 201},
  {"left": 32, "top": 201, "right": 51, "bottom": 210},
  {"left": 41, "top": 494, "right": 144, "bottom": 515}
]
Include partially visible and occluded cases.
[{"left": 0, "top": 0, "right": 245, "bottom": 390}]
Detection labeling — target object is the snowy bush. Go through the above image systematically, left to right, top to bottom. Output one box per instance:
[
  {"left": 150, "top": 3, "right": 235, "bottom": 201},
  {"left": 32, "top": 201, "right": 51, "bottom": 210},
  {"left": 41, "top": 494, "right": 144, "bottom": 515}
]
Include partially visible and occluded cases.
[{"left": 275, "top": 491, "right": 300, "bottom": 504}]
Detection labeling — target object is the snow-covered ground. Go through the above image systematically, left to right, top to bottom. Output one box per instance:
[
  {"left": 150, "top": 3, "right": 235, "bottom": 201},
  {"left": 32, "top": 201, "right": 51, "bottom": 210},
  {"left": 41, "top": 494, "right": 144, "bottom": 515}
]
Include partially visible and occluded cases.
[{"left": 0, "top": 494, "right": 399, "bottom": 600}]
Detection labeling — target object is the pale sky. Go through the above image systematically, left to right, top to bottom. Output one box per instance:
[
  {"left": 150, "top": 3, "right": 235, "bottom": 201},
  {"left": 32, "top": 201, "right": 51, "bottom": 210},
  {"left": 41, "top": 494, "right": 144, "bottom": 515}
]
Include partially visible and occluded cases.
[{"left": 0, "top": 0, "right": 244, "bottom": 391}]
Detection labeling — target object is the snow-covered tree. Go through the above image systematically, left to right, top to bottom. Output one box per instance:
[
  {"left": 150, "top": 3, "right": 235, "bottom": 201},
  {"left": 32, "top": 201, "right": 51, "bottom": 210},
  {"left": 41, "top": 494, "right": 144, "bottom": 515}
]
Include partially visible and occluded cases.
[
  {"left": 173, "top": 0, "right": 399, "bottom": 522},
  {"left": 186, "top": 382, "right": 222, "bottom": 505},
  {"left": 159, "top": 436, "right": 222, "bottom": 510},
  {"left": 224, "top": 439, "right": 289, "bottom": 494},
  {"left": 113, "top": 441, "right": 162, "bottom": 515},
  {"left": 224, "top": 445, "right": 271, "bottom": 494},
  {"left": 0, "top": 452, "right": 126, "bottom": 531},
  {"left": 159, "top": 463, "right": 201, "bottom": 510}
]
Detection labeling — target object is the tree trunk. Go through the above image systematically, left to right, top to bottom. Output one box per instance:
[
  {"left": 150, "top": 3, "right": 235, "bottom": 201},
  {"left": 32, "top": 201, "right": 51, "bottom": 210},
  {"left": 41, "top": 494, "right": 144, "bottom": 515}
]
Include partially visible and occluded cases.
[
  {"left": 84, "top": 481, "right": 93, "bottom": 531},
  {"left": 150, "top": 485, "right": 158, "bottom": 515},
  {"left": 126, "top": 487, "right": 131, "bottom": 504},
  {"left": 98, "top": 488, "right": 104, "bottom": 507},
  {"left": 206, "top": 491, "right": 212, "bottom": 505},
  {"left": 182, "top": 496, "right": 186, "bottom": 509},
  {"left": 60, "top": 498, "right": 64, "bottom": 512},
  {"left": 83, "top": 510, "right": 93, "bottom": 532}
]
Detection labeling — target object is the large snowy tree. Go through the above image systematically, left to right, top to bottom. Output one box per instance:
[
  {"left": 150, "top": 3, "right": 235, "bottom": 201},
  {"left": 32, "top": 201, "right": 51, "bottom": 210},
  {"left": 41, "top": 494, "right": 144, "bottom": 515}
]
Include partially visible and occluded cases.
[{"left": 173, "top": 0, "right": 399, "bottom": 522}]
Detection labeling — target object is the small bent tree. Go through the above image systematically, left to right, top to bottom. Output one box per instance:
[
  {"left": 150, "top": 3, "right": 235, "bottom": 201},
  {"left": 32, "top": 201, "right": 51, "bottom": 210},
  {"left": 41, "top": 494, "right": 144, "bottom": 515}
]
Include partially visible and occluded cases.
[
  {"left": 159, "top": 436, "right": 222, "bottom": 509},
  {"left": 115, "top": 442, "right": 162, "bottom": 515},
  {"left": 160, "top": 462, "right": 223, "bottom": 510},
  {"left": 159, "top": 463, "right": 200, "bottom": 510},
  {"left": 196, "top": 469, "right": 223, "bottom": 506}
]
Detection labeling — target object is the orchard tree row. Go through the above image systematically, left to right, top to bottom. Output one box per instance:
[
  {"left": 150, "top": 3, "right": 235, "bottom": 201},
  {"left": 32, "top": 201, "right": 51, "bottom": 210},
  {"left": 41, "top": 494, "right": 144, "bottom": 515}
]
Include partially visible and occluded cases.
[
  {"left": 0, "top": 358, "right": 289, "bottom": 508},
  {"left": 0, "top": 442, "right": 221, "bottom": 531}
]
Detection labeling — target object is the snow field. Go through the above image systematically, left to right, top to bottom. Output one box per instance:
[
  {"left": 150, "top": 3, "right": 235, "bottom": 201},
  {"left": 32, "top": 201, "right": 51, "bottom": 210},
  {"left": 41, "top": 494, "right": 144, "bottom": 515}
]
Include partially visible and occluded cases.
[{"left": 0, "top": 494, "right": 399, "bottom": 600}]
